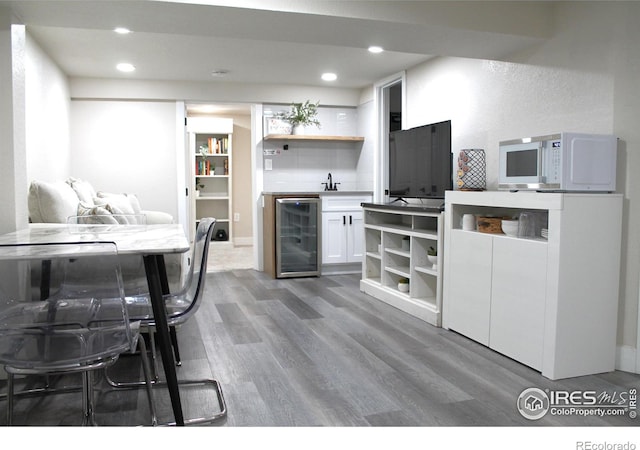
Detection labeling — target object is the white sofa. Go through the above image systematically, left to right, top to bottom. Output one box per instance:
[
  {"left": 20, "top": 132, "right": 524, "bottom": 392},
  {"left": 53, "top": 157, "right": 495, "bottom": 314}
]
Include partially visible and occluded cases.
[
  {"left": 27, "top": 178, "right": 179, "bottom": 294},
  {"left": 28, "top": 178, "right": 173, "bottom": 224}
]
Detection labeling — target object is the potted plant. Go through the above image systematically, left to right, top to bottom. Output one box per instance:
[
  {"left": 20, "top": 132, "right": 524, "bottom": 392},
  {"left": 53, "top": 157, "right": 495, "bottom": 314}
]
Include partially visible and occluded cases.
[
  {"left": 279, "top": 100, "right": 321, "bottom": 135},
  {"left": 427, "top": 246, "right": 437, "bottom": 269},
  {"left": 398, "top": 277, "right": 409, "bottom": 293}
]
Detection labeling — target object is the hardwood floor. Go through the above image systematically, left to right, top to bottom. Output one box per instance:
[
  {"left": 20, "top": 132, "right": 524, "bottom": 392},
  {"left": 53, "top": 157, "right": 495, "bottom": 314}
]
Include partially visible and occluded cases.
[{"left": 1, "top": 269, "right": 639, "bottom": 429}]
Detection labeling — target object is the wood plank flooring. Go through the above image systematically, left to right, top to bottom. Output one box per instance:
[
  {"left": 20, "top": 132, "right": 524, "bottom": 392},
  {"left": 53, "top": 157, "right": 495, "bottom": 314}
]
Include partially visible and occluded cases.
[{"left": 1, "top": 269, "right": 639, "bottom": 429}]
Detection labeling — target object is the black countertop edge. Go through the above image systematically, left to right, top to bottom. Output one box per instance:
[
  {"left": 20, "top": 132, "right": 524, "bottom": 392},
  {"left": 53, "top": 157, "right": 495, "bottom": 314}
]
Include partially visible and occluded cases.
[
  {"left": 262, "top": 191, "right": 374, "bottom": 196},
  {"left": 361, "top": 202, "right": 445, "bottom": 213}
]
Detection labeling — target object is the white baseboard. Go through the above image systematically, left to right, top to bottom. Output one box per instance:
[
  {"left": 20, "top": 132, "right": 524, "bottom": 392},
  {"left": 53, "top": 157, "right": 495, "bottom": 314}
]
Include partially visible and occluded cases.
[
  {"left": 233, "top": 237, "right": 253, "bottom": 246},
  {"left": 321, "top": 262, "right": 361, "bottom": 275},
  {"left": 616, "top": 345, "right": 639, "bottom": 374}
]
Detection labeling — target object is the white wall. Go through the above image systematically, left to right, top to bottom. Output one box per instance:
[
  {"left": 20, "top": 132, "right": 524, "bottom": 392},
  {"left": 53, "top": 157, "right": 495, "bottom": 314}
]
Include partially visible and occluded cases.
[
  {"left": 403, "top": 2, "right": 639, "bottom": 354},
  {"left": 0, "top": 17, "right": 28, "bottom": 234},
  {"left": 0, "top": 26, "right": 70, "bottom": 230},
  {"left": 25, "top": 32, "right": 70, "bottom": 183},
  {"left": 406, "top": 56, "right": 614, "bottom": 189},
  {"left": 356, "top": 99, "right": 375, "bottom": 191},
  {"left": 70, "top": 100, "right": 180, "bottom": 220}
]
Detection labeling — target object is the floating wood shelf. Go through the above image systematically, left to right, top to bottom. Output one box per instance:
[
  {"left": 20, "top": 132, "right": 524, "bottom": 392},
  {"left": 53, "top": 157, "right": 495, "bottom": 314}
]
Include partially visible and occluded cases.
[{"left": 264, "top": 134, "right": 364, "bottom": 142}]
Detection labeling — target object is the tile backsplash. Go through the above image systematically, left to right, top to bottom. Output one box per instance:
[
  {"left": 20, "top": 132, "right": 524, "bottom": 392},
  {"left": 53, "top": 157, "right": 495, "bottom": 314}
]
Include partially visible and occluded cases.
[{"left": 262, "top": 105, "right": 366, "bottom": 192}]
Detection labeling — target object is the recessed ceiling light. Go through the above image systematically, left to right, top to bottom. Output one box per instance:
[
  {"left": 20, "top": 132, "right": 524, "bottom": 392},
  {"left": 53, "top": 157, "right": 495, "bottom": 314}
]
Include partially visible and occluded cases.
[
  {"left": 114, "top": 27, "right": 131, "bottom": 34},
  {"left": 368, "top": 46, "right": 384, "bottom": 54},
  {"left": 116, "top": 62, "right": 135, "bottom": 73},
  {"left": 211, "top": 70, "right": 229, "bottom": 77},
  {"left": 321, "top": 72, "right": 337, "bottom": 82}
]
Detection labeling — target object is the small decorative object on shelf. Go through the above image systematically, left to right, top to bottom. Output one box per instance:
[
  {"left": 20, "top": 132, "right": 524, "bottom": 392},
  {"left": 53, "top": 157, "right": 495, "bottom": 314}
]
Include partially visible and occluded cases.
[
  {"left": 278, "top": 100, "right": 321, "bottom": 135},
  {"left": 266, "top": 118, "right": 292, "bottom": 135},
  {"left": 456, "top": 149, "right": 486, "bottom": 191},
  {"left": 195, "top": 177, "right": 205, "bottom": 197},
  {"left": 477, "top": 216, "right": 509, "bottom": 234},
  {"left": 501, "top": 219, "right": 519, "bottom": 237},
  {"left": 402, "top": 236, "right": 410, "bottom": 251},
  {"left": 427, "top": 246, "right": 437, "bottom": 269},
  {"left": 398, "top": 277, "right": 409, "bottom": 293}
]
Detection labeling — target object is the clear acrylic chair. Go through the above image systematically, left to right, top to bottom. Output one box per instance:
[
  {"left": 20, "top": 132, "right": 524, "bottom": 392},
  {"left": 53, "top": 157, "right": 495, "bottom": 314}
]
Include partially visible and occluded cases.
[
  {"left": 66, "top": 214, "right": 156, "bottom": 296},
  {"left": 106, "top": 218, "right": 226, "bottom": 425},
  {"left": 0, "top": 241, "right": 157, "bottom": 426}
]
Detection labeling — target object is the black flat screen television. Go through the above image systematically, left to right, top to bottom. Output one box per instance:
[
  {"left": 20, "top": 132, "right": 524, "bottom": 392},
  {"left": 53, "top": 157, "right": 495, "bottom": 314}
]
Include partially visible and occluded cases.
[{"left": 388, "top": 120, "right": 452, "bottom": 200}]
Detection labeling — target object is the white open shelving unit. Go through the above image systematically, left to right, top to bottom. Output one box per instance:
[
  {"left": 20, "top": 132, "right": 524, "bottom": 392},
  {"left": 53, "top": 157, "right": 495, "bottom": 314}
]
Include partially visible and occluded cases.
[{"left": 360, "top": 204, "right": 443, "bottom": 327}]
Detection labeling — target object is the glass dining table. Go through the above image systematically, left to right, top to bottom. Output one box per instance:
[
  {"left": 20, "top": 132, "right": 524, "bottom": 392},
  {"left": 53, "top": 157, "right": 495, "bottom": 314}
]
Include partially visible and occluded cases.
[{"left": 0, "top": 222, "right": 191, "bottom": 426}]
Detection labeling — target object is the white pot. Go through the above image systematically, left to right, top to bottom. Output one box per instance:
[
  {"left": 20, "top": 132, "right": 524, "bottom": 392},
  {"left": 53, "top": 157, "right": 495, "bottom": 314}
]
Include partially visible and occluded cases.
[
  {"left": 292, "top": 124, "right": 305, "bottom": 135},
  {"left": 427, "top": 254, "right": 437, "bottom": 270},
  {"left": 398, "top": 282, "right": 409, "bottom": 293}
]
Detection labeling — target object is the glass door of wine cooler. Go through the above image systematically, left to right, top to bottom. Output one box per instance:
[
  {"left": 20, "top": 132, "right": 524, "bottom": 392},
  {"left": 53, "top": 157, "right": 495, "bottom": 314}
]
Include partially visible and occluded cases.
[{"left": 275, "top": 197, "right": 321, "bottom": 278}]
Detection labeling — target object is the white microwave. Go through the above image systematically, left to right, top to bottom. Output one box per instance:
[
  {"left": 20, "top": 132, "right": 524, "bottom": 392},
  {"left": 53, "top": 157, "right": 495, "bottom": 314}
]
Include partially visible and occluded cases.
[{"left": 498, "top": 132, "right": 617, "bottom": 192}]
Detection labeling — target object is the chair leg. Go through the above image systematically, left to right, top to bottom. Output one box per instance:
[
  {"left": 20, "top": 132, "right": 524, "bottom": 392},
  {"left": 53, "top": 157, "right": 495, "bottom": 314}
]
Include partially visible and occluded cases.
[
  {"left": 170, "top": 326, "right": 181, "bottom": 366},
  {"left": 148, "top": 329, "right": 159, "bottom": 381},
  {"left": 137, "top": 337, "right": 158, "bottom": 426},
  {"left": 81, "top": 371, "right": 97, "bottom": 426},
  {"left": 6, "top": 372, "right": 14, "bottom": 426},
  {"left": 173, "top": 378, "right": 227, "bottom": 426}
]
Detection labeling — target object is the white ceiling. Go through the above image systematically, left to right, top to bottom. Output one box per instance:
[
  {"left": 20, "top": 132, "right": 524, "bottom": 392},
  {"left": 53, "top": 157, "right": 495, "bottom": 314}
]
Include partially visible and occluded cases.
[{"left": 1, "top": 1, "right": 553, "bottom": 99}]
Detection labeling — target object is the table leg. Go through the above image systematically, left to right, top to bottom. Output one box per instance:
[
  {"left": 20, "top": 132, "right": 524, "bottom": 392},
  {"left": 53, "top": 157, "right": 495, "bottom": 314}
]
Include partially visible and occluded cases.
[
  {"left": 143, "top": 254, "right": 185, "bottom": 426},
  {"left": 157, "top": 256, "right": 182, "bottom": 365},
  {"left": 40, "top": 260, "right": 51, "bottom": 300}
]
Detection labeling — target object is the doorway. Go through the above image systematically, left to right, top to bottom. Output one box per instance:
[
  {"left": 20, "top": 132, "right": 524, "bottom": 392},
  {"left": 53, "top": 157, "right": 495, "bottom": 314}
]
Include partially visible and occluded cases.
[
  {"left": 375, "top": 72, "right": 405, "bottom": 203},
  {"left": 184, "top": 103, "right": 255, "bottom": 255}
]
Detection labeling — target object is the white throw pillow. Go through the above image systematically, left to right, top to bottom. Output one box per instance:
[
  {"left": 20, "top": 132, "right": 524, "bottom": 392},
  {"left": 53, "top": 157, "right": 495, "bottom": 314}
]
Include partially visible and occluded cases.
[
  {"left": 66, "top": 177, "right": 97, "bottom": 205},
  {"left": 28, "top": 180, "right": 80, "bottom": 223},
  {"left": 95, "top": 192, "right": 136, "bottom": 214},
  {"left": 96, "top": 192, "right": 144, "bottom": 224},
  {"left": 124, "top": 193, "right": 143, "bottom": 215},
  {"left": 76, "top": 202, "right": 119, "bottom": 224},
  {"left": 104, "top": 203, "right": 134, "bottom": 224}
]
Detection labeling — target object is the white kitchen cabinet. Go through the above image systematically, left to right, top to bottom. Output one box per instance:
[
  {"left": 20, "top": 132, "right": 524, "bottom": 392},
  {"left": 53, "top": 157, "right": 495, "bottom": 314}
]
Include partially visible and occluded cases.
[
  {"left": 443, "top": 190, "right": 623, "bottom": 380},
  {"left": 321, "top": 194, "right": 371, "bottom": 269},
  {"left": 360, "top": 204, "right": 444, "bottom": 327},
  {"left": 322, "top": 210, "right": 364, "bottom": 264},
  {"left": 446, "top": 229, "right": 493, "bottom": 345},
  {"left": 490, "top": 237, "right": 547, "bottom": 371}
]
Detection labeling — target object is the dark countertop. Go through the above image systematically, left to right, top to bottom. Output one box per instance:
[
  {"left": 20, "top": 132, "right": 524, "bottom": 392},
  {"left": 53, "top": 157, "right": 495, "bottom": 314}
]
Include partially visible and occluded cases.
[
  {"left": 262, "top": 191, "right": 373, "bottom": 196},
  {"left": 362, "top": 202, "right": 444, "bottom": 213}
]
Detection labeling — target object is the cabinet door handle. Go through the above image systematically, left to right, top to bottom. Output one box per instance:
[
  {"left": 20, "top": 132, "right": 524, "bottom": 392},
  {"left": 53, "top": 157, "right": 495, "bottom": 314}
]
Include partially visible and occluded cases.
[
  {"left": 343, "top": 215, "right": 346, "bottom": 225},
  {"left": 349, "top": 215, "right": 352, "bottom": 225}
]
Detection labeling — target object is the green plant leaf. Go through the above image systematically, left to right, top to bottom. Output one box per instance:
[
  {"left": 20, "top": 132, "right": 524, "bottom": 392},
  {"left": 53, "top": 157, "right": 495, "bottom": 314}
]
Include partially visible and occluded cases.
[{"left": 278, "top": 100, "right": 321, "bottom": 127}]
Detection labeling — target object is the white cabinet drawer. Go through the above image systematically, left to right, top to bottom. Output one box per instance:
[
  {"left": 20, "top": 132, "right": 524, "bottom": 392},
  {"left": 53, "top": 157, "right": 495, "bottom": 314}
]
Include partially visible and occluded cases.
[{"left": 321, "top": 194, "right": 372, "bottom": 212}]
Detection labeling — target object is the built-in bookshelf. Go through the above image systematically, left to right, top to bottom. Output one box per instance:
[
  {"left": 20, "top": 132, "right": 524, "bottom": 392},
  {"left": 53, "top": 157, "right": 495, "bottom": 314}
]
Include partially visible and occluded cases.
[{"left": 187, "top": 117, "right": 233, "bottom": 243}]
